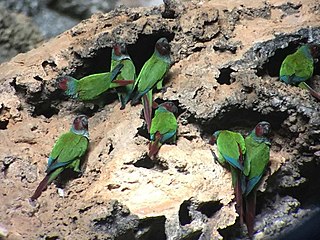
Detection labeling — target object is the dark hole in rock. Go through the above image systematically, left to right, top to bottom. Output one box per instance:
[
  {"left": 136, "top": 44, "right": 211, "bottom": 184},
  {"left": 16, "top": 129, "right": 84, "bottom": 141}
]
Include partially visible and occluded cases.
[
  {"left": 127, "top": 32, "right": 175, "bottom": 74},
  {"left": 257, "top": 40, "right": 312, "bottom": 78},
  {"left": 73, "top": 47, "right": 112, "bottom": 80},
  {"left": 217, "top": 67, "right": 235, "bottom": 85},
  {"left": 33, "top": 101, "right": 60, "bottom": 118},
  {"left": 202, "top": 108, "right": 289, "bottom": 136},
  {"left": 0, "top": 119, "right": 9, "bottom": 130},
  {"left": 108, "top": 142, "right": 114, "bottom": 155},
  {"left": 134, "top": 155, "right": 155, "bottom": 169},
  {"left": 279, "top": 158, "right": 320, "bottom": 208},
  {"left": 179, "top": 200, "right": 192, "bottom": 225},
  {"left": 196, "top": 200, "right": 223, "bottom": 218},
  {"left": 278, "top": 209, "right": 320, "bottom": 240},
  {"left": 135, "top": 216, "right": 166, "bottom": 240},
  {"left": 218, "top": 223, "right": 243, "bottom": 240},
  {"left": 115, "top": 230, "right": 136, "bottom": 240},
  {"left": 180, "top": 230, "right": 203, "bottom": 240},
  {"left": 45, "top": 237, "right": 59, "bottom": 240}
]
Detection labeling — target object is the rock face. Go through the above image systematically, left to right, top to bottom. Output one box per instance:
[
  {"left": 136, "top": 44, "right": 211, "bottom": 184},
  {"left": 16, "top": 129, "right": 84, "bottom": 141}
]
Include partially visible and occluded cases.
[{"left": 0, "top": 0, "right": 320, "bottom": 239}]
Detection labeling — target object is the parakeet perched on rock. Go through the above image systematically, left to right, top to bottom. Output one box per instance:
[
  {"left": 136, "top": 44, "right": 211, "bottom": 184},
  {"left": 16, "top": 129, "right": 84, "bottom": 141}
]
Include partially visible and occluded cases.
[
  {"left": 131, "top": 37, "right": 171, "bottom": 132},
  {"left": 111, "top": 43, "right": 136, "bottom": 109},
  {"left": 279, "top": 44, "right": 320, "bottom": 100},
  {"left": 57, "top": 64, "right": 133, "bottom": 102},
  {"left": 149, "top": 102, "right": 178, "bottom": 159},
  {"left": 30, "top": 115, "right": 89, "bottom": 201},
  {"left": 243, "top": 121, "right": 271, "bottom": 238},
  {"left": 209, "top": 130, "right": 246, "bottom": 224}
]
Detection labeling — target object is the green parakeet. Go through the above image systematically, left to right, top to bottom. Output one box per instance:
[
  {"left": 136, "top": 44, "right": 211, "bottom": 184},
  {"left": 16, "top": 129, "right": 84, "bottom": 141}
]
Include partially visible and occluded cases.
[
  {"left": 131, "top": 37, "right": 171, "bottom": 132},
  {"left": 111, "top": 43, "right": 136, "bottom": 109},
  {"left": 279, "top": 44, "right": 320, "bottom": 100},
  {"left": 57, "top": 63, "right": 133, "bottom": 101},
  {"left": 149, "top": 102, "right": 178, "bottom": 159},
  {"left": 30, "top": 115, "right": 89, "bottom": 201},
  {"left": 243, "top": 121, "right": 271, "bottom": 238},
  {"left": 209, "top": 130, "right": 246, "bottom": 224}
]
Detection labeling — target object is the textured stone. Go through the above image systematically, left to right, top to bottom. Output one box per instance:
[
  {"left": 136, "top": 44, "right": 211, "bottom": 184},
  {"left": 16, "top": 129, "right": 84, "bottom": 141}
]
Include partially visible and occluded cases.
[{"left": 0, "top": 0, "right": 320, "bottom": 239}]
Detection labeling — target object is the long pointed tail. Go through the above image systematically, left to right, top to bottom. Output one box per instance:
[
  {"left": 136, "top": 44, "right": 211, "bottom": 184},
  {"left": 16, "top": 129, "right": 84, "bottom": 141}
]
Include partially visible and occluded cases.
[
  {"left": 57, "top": 76, "right": 78, "bottom": 98},
  {"left": 298, "top": 82, "right": 320, "bottom": 101},
  {"left": 142, "top": 90, "right": 153, "bottom": 133},
  {"left": 149, "top": 132, "right": 162, "bottom": 159},
  {"left": 30, "top": 168, "right": 63, "bottom": 201},
  {"left": 231, "top": 168, "right": 244, "bottom": 225},
  {"left": 30, "top": 175, "right": 50, "bottom": 201},
  {"left": 245, "top": 191, "right": 257, "bottom": 238}
]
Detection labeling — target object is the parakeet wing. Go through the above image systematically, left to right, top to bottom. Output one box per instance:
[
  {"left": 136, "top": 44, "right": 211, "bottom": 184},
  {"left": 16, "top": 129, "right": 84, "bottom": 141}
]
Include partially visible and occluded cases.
[
  {"left": 216, "top": 131, "right": 245, "bottom": 171},
  {"left": 47, "top": 132, "right": 88, "bottom": 173}
]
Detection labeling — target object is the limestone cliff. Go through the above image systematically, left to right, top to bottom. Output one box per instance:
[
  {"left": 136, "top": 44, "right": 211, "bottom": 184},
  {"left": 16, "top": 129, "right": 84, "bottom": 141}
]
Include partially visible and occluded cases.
[{"left": 0, "top": 0, "right": 320, "bottom": 239}]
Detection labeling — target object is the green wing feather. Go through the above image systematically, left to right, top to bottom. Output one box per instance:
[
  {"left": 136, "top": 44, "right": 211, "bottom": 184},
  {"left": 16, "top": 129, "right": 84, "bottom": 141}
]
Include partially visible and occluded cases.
[
  {"left": 280, "top": 48, "right": 314, "bottom": 83},
  {"left": 135, "top": 53, "right": 169, "bottom": 93},
  {"left": 76, "top": 72, "right": 112, "bottom": 101},
  {"left": 150, "top": 109, "right": 177, "bottom": 140},
  {"left": 216, "top": 130, "right": 245, "bottom": 170},
  {"left": 47, "top": 132, "right": 89, "bottom": 173},
  {"left": 244, "top": 135, "right": 270, "bottom": 194}
]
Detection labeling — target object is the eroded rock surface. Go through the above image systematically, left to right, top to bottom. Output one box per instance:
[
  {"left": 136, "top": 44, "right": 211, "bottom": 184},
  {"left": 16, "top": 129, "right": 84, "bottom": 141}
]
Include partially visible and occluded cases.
[{"left": 0, "top": 0, "right": 320, "bottom": 239}]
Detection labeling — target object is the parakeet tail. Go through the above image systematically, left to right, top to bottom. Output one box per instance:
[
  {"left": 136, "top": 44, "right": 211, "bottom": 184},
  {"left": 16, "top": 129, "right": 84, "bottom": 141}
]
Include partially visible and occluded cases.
[
  {"left": 57, "top": 76, "right": 78, "bottom": 98},
  {"left": 110, "top": 79, "right": 134, "bottom": 87},
  {"left": 299, "top": 82, "right": 320, "bottom": 101},
  {"left": 142, "top": 91, "right": 153, "bottom": 133},
  {"left": 149, "top": 132, "right": 162, "bottom": 159},
  {"left": 30, "top": 167, "right": 63, "bottom": 201},
  {"left": 231, "top": 167, "right": 244, "bottom": 225},
  {"left": 235, "top": 169, "right": 244, "bottom": 225},
  {"left": 30, "top": 175, "right": 50, "bottom": 201},
  {"left": 245, "top": 190, "right": 257, "bottom": 239}
]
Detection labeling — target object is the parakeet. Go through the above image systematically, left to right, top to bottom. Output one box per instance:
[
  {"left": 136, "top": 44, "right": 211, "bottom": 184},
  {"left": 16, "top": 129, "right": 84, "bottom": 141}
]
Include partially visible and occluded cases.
[
  {"left": 131, "top": 37, "right": 171, "bottom": 132},
  {"left": 111, "top": 43, "right": 136, "bottom": 109},
  {"left": 279, "top": 44, "right": 320, "bottom": 100},
  {"left": 57, "top": 63, "right": 133, "bottom": 102},
  {"left": 149, "top": 102, "right": 178, "bottom": 159},
  {"left": 30, "top": 115, "right": 89, "bottom": 201},
  {"left": 243, "top": 121, "right": 271, "bottom": 238},
  {"left": 209, "top": 130, "right": 246, "bottom": 224}
]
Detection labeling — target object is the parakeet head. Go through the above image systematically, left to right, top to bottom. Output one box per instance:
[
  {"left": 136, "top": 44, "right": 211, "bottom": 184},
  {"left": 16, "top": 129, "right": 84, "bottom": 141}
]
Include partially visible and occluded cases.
[
  {"left": 155, "top": 37, "right": 170, "bottom": 56},
  {"left": 113, "top": 42, "right": 128, "bottom": 57},
  {"left": 308, "top": 44, "right": 320, "bottom": 58},
  {"left": 57, "top": 76, "right": 72, "bottom": 91},
  {"left": 159, "top": 101, "right": 178, "bottom": 114},
  {"left": 73, "top": 115, "right": 89, "bottom": 131},
  {"left": 254, "top": 121, "right": 271, "bottom": 137},
  {"left": 209, "top": 131, "right": 220, "bottom": 145}
]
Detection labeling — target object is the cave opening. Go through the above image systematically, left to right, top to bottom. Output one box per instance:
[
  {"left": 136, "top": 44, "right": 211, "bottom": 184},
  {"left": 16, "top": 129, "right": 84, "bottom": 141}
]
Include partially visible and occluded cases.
[
  {"left": 256, "top": 39, "right": 320, "bottom": 78},
  {"left": 216, "top": 67, "right": 235, "bottom": 85},
  {"left": 33, "top": 100, "right": 60, "bottom": 118},
  {"left": 200, "top": 107, "right": 289, "bottom": 137},
  {"left": 133, "top": 155, "right": 155, "bottom": 169},
  {"left": 179, "top": 200, "right": 192, "bottom": 226},
  {"left": 196, "top": 200, "right": 223, "bottom": 218},
  {"left": 135, "top": 216, "right": 166, "bottom": 240},
  {"left": 180, "top": 230, "right": 203, "bottom": 240}
]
